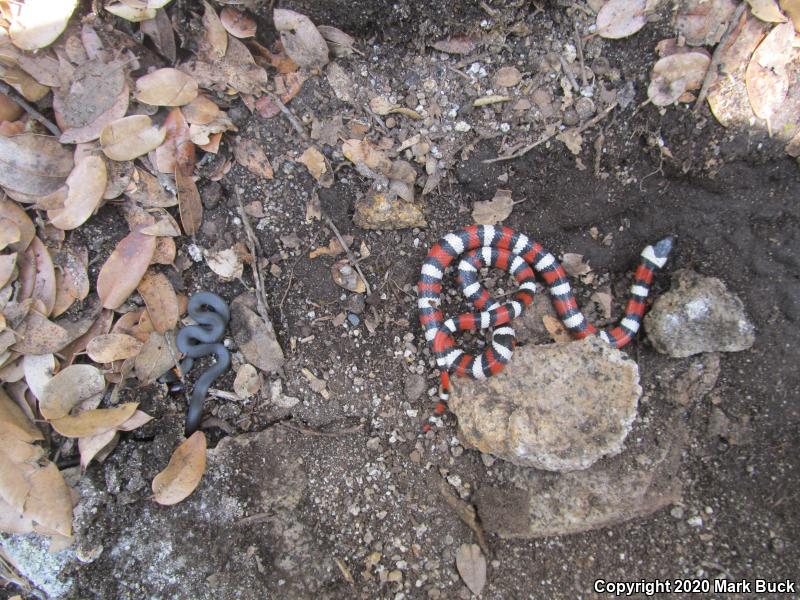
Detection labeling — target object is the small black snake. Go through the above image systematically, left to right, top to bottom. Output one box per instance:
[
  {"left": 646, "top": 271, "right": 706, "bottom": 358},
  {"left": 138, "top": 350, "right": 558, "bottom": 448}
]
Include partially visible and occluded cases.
[{"left": 175, "top": 291, "right": 230, "bottom": 436}]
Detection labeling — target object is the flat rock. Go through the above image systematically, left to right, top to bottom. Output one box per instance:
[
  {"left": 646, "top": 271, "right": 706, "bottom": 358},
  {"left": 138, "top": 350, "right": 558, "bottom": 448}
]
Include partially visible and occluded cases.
[
  {"left": 353, "top": 188, "right": 426, "bottom": 230},
  {"left": 644, "top": 269, "right": 755, "bottom": 358},
  {"left": 231, "top": 292, "right": 285, "bottom": 373},
  {"left": 449, "top": 337, "right": 641, "bottom": 471},
  {"left": 474, "top": 353, "right": 720, "bottom": 538}
]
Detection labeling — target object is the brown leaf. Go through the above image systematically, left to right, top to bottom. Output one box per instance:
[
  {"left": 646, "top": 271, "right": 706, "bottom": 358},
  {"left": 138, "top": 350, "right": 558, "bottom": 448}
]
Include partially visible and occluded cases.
[
  {"left": 8, "top": 0, "right": 78, "bottom": 51},
  {"left": 201, "top": 0, "right": 228, "bottom": 59},
  {"left": 596, "top": 0, "right": 647, "bottom": 39},
  {"left": 676, "top": 0, "right": 739, "bottom": 46},
  {"left": 745, "top": 0, "right": 787, "bottom": 22},
  {"left": 780, "top": 0, "right": 800, "bottom": 29},
  {"left": 105, "top": 3, "right": 156, "bottom": 21},
  {"left": 221, "top": 7, "right": 257, "bottom": 38},
  {"left": 141, "top": 8, "right": 176, "bottom": 63},
  {"left": 273, "top": 8, "right": 329, "bottom": 69},
  {"left": 746, "top": 22, "right": 796, "bottom": 120},
  {"left": 316, "top": 25, "right": 356, "bottom": 57},
  {"left": 180, "top": 36, "right": 269, "bottom": 96},
  {"left": 431, "top": 36, "right": 477, "bottom": 55},
  {"left": 648, "top": 51, "right": 711, "bottom": 105},
  {"left": 53, "top": 57, "right": 127, "bottom": 134},
  {"left": 493, "top": 66, "right": 522, "bottom": 87},
  {"left": 136, "top": 69, "right": 198, "bottom": 109},
  {"left": 59, "top": 84, "right": 130, "bottom": 145},
  {"left": 181, "top": 95, "right": 221, "bottom": 125},
  {"left": 155, "top": 108, "right": 195, "bottom": 175},
  {"left": 100, "top": 115, "right": 167, "bottom": 162},
  {"left": 0, "top": 134, "right": 73, "bottom": 196},
  {"left": 233, "top": 138, "right": 274, "bottom": 179},
  {"left": 297, "top": 147, "right": 332, "bottom": 186},
  {"left": 49, "top": 155, "right": 107, "bottom": 230},
  {"left": 125, "top": 168, "right": 177, "bottom": 208},
  {"left": 175, "top": 168, "right": 203, "bottom": 235},
  {"left": 472, "top": 189, "right": 513, "bottom": 224},
  {"left": 0, "top": 199, "right": 35, "bottom": 252},
  {"left": 140, "top": 217, "right": 181, "bottom": 237},
  {"left": 0, "top": 219, "right": 21, "bottom": 252},
  {"left": 97, "top": 226, "right": 157, "bottom": 309},
  {"left": 152, "top": 236, "right": 177, "bottom": 265},
  {"left": 18, "top": 237, "right": 56, "bottom": 316},
  {"left": 205, "top": 247, "right": 244, "bottom": 281},
  {"left": 0, "top": 253, "right": 17, "bottom": 289},
  {"left": 331, "top": 259, "right": 366, "bottom": 293},
  {"left": 137, "top": 269, "right": 179, "bottom": 333},
  {"left": 231, "top": 294, "right": 285, "bottom": 372},
  {"left": 543, "top": 313, "right": 572, "bottom": 342},
  {"left": 134, "top": 331, "right": 176, "bottom": 383},
  {"left": 86, "top": 333, "right": 143, "bottom": 363},
  {"left": 22, "top": 353, "right": 56, "bottom": 403},
  {"left": 233, "top": 363, "right": 260, "bottom": 398},
  {"left": 38, "top": 364, "right": 106, "bottom": 420},
  {"left": 0, "top": 386, "right": 43, "bottom": 442},
  {"left": 50, "top": 402, "right": 139, "bottom": 438},
  {"left": 78, "top": 429, "right": 118, "bottom": 471},
  {"left": 152, "top": 431, "right": 207, "bottom": 505},
  {"left": 25, "top": 462, "right": 73, "bottom": 536},
  {"left": 455, "top": 544, "right": 487, "bottom": 596}
]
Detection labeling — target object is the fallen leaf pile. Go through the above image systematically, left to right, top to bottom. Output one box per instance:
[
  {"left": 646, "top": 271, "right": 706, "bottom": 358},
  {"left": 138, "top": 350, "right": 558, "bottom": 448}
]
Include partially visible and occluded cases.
[{"left": 0, "top": 0, "right": 345, "bottom": 542}]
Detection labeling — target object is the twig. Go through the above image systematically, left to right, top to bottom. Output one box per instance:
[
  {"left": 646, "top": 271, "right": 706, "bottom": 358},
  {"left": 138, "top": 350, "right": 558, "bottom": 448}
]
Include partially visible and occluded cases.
[
  {"left": 693, "top": 3, "right": 746, "bottom": 114},
  {"left": 574, "top": 21, "right": 588, "bottom": 88},
  {"left": 558, "top": 54, "right": 580, "bottom": 93},
  {"left": 0, "top": 80, "right": 61, "bottom": 136},
  {"left": 266, "top": 91, "right": 308, "bottom": 139},
  {"left": 484, "top": 101, "right": 618, "bottom": 164},
  {"left": 363, "top": 103, "right": 390, "bottom": 136},
  {"left": 233, "top": 187, "right": 272, "bottom": 325},
  {"left": 325, "top": 216, "right": 371, "bottom": 295},
  {"left": 278, "top": 252, "right": 302, "bottom": 314},
  {"left": 206, "top": 388, "right": 240, "bottom": 401},
  {"left": 278, "top": 420, "right": 364, "bottom": 437},
  {"left": 435, "top": 473, "right": 490, "bottom": 557}
]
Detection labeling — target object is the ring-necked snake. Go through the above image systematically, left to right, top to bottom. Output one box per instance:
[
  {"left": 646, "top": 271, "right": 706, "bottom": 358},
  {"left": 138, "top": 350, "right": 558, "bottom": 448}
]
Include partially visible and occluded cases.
[
  {"left": 418, "top": 225, "right": 673, "bottom": 428},
  {"left": 174, "top": 291, "right": 230, "bottom": 436}
]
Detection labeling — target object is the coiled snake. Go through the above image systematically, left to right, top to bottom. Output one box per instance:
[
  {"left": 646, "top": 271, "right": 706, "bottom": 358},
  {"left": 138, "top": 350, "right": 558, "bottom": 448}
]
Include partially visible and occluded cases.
[{"left": 418, "top": 225, "right": 673, "bottom": 428}]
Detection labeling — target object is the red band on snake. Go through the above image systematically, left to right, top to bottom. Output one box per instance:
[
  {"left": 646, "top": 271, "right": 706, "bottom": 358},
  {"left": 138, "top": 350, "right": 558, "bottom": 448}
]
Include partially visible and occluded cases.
[{"left": 418, "top": 225, "right": 673, "bottom": 429}]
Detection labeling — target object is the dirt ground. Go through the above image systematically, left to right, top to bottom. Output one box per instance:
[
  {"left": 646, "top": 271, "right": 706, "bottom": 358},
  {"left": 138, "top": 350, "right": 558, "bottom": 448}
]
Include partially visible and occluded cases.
[{"left": 5, "top": 0, "right": 800, "bottom": 598}]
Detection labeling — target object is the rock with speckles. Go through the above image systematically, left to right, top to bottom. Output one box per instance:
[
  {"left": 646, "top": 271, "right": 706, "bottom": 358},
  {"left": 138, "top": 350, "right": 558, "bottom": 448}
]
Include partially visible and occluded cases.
[
  {"left": 353, "top": 188, "right": 426, "bottom": 230},
  {"left": 644, "top": 269, "right": 755, "bottom": 358},
  {"left": 449, "top": 336, "right": 641, "bottom": 471}
]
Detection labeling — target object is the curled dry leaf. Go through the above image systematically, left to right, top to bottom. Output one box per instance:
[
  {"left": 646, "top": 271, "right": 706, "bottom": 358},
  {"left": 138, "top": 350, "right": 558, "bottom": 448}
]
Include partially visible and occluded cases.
[
  {"left": 8, "top": 0, "right": 78, "bottom": 51},
  {"left": 202, "top": 0, "right": 228, "bottom": 59},
  {"left": 596, "top": 0, "right": 647, "bottom": 39},
  {"left": 746, "top": 0, "right": 787, "bottom": 22},
  {"left": 221, "top": 7, "right": 257, "bottom": 38},
  {"left": 141, "top": 8, "right": 177, "bottom": 63},
  {"left": 273, "top": 8, "right": 330, "bottom": 69},
  {"left": 745, "top": 21, "right": 796, "bottom": 121},
  {"left": 317, "top": 25, "right": 357, "bottom": 57},
  {"left": 180, "top": 36, "right": 268, "bottom": 96},
  {"left": 648, "top": 51, "right": 711, "bottom": 106},
  {"left": 136, "top": 68, "right": 198, "bottom": 107},
  {"left": 182, "top": 95, "right": 221, "bottom": 125},
  {"left": 155, "top": 108, "right": 195, "bottom": 175},
  {"left": 101, "top": 115, "right": 167, "bottom": 162},
  {"left": 0, "top": 134, "right": 73, "bottom": 196},
  {"left": 233, "top": 138, "right": 274, "bottom": 179},
  {"left": 297, "top": 147, "right": 332, "bottom": 186},
  {"left": 49, "top": 156, "right": 107, "bottom": 230},
  {"left": 175, "top": 169, "right": 203, "bottom": 235},
  {"left": 472, "top": 189, "right": 514, "bottom": 224},
  {"left": 0, "top": 201, "right": 35, "bottom": 253},
  {"left": 97, "top": 226, "right": 157, "bottom": 309},
  {"left": 18, "top": 237, "right": 56, "bottom": 316},
  {"left": 205, "top": 247, "right": 244, "bottom": 281},
  {"left": 332, "top": 259, "right": 366, "bottom": 293},
  {"left": 137, "top": 269, "right": 179, "bottom": 334},
  {"left": 134, "top": 331, "right": 176, "bottom": 383},
  {"left": 86, "top": 333, "right": 144, "bottom": 363},
  {"left": 22, "top": 353, "right": 56, "bottom": 402},
  {"left": 233, "top": 363, "right": 260, "bottom": 398},
  {"left": 39, "top": 364, "right": 106, "bottom": 420},
  {"left": 50, "top": 402, "right": 139, "bottom": 438},
  {"left": 79, "top": 429, "right": 119, "bottom": 471},
  {"left": 152, "top": 430, "right": 207, "bottom": 505},
  {"left": 455, "top": 543, "right": 487, "bottom": 596}
]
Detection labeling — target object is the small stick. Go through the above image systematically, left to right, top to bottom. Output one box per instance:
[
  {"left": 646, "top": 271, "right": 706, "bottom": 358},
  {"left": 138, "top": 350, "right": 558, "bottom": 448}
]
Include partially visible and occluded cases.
[
  {"left": 693, "top": 3, "right": 746, "bottom": 113},
  {"left": 574, "top": 22, "right": 588, "bottom": 88},
  {"left": 558, "top": 54, "right": 580, "bottom": 93},
  {"left": 0, "top": 81, "right": 61, "bottom": 136},
  {"left": 266, "top": 91, "right": 308, "bottom": 139},
  {"left": 484, "top": 101, "right": 617, "bottom": 164},
  {"left": 233, "top": 187, "right": 272, "bottom": 324},
  {"left": 325, "top": 216, "right": 371, "bottom": 295},
  {"left": 206, "top": 388, "right": 240, "bottom": 401}
]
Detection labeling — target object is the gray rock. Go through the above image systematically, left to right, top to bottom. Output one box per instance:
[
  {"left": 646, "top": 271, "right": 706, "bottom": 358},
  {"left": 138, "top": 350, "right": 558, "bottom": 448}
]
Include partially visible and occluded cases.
[
  {"left": 645, "top": 269, "right": 755, "bottom": 357},
  {"left": 513, "top": 291, "right": 557, "bottom": 345},
  {"left": 231, "top": 292, "right": 285, "bottom": 373},
  {"left": 449, "top": 337, "right": 641, "bottom": 471},
  {"left": 474, "top": 353, "right": 720, "bottom": 538},
  {"left": 404, "top": 373, "right": 427, "bottom": 401}
]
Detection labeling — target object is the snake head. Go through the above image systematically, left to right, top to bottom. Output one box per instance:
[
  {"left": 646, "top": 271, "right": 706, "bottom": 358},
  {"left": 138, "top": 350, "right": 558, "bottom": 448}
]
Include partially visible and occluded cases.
[{"left": 653, "top": 236, "right": 674, "bottom": 260}]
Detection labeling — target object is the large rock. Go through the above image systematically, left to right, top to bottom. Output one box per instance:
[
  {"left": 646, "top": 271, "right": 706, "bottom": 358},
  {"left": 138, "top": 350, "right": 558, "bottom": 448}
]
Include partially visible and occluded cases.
[
  {"left": 645, "top": 269, "right": 755, "bottom": 357},
  {"left": 448, "top": 337, "right": 641, "bottom": 471},
  {"left": 474, "top": 353, "right": 720, "bottom": 538}
]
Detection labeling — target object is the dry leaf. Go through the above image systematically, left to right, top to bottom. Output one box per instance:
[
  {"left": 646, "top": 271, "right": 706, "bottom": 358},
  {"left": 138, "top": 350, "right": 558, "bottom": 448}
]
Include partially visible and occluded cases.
[
  {"left": 8, "top": 0, "right": 78, "bottom": 51},
  {"left": 201, "top": 0, "right": 228, "bottom": 59},
  {"left": 596, "top": 0, "right": 647, "bottom": 39},
  {"left": 676, "top": 0, "right": 739, "bottom": 46},
  {"left": 746, "top": 0, "right": 789, "bottom": 21},
  {"left": 780, "top": 0, "right": 800, "bottom": 29},
  {"left": 105, "top": 3, "right": 156, "bottom": 21},
  {"left": 220, "top": 7, "right": 257, "bottom": 38},
  {"left": 141, "top": 8, "right": 176, "bottom": 63},
  {"left": 273, "top": 8, "right": 329, "bottom": 69},
  {"left": 746, "top": 21, "right": 796, "bottom": 121},
  {"left": 317, "top": 25, "right": 357, "bottom": 57},
  {"left": 180, "top": 36, "right": 269, "bottom": 96},
  {"left": 431, "top": 36, "right": 477, "bottom": 55},
  {"left": 648, "top": 51, "right": 711, "bottom": 106},
  {"left": 493, "top": 66, "right": 522, "bottom": 87},
  {"left": 136, "top": 68, "right": 198, "bottom": 107},
  {"left": 59, "top": 84, "right": 130, "bottom": 145},
  {"left": 182, "top": 95, "right": 221, "bottom": 125},
  {"left": 101, "top": 115, "right": 167, "bottom": 162},
  {"left": 556, "top": 129, "right": 584, "bottom": 155},
  {"left": 0, "top": 134, "right": 73, "bottom": 196},
  {"left": 233, "top": 138, "right": 274, "bottom": 179},
  {"left": 297, "top": 147, "right": 331, "bottom": 186},
  {"left": 49, "top": 155, "right": 107, "bottom": 230},
  {"left": 125, "top": 168, "right": 177, "bottom": 208},
  {"left": 175, "top": 169, "right": 203, "bottom": 235},
  {"left": 472, "top": 189, "right": 513, "bottom": 224},
  {"left": 0, "top": 200, "right": 35, "bottom": 252},
  {"left": 140, "top": 217, "right": 181, "bottom": 237},
  {"left": 0, "top": 219, "right": 20, "bottom": 252},
  {"left": 97, "top": 227, "right": 157, "bottom": 309},
  {"left": 309, "top": 236, "right": 351, "bottom": 258},
  {"left": 18, "top": 237, "right": 56, "bottom": 316},
  {"left": 152, "top": 237, "right": 177, "bottom": 265},
  {"left": 205, "top": 247, "right": 244, "bottom": 281},
  {"left": 0, "top": 253, "right": 17, "bottom": 289},
  {"left": 562, "top": 253, "right": 592, "bottom": 276},
  {"left": 331, "top": 259, "right": 366, "bottom": 293},
  {"left": 137, "top": 269, "right": 179, "bottom": 333},
  {"left": 231, "top": 294, "right": 285, "bottom": 373},
  {"left": 12, "top": 310, "right": 70, "bottom": 355},
  {"left": 543, "top": 313, "right": 572, "bottom": 342},
  {"left": 134, "top": 331, "right": 176, "bottom": 383},
  {"left": 86, "top": 333, "right": 144, "bottom": 363},
  {"left": 22, "top": 353, "right": 56, "bottom": 402},
  {"left": 233, "top": 363, "right": 260, "bottom": 398},
  {"left": 38, "top": 364, "right": 106, "bottom": 420},
  {"left": 301, "top": 367, "right": 329, "bottom": 399},
  {"left": 0, "top": 386, "right": 43, "bottom": 442},
  {"left": 50, "top": 402, "right": 139, "bottom": 438},
  {"left": 118, "top": 410, "right": 154, "bottom": 431},
  {"left": 79, "top": 429, "right": 118, "bottom": 471},
  {"left": 152, "top": 431, "right": 207, "bottom": 505},
  {"left": 24, "top": 462, "right": 73, "bottom": 536},
  {"left": 455, "top": 544, "right": 487, "bottom": 596}
]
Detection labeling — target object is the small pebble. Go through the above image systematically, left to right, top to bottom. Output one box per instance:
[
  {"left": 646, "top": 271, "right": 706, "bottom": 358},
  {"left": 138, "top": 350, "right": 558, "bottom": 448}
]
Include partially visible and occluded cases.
[{"left": 347, "top": 313, "right": 360, "bottom": 326}]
